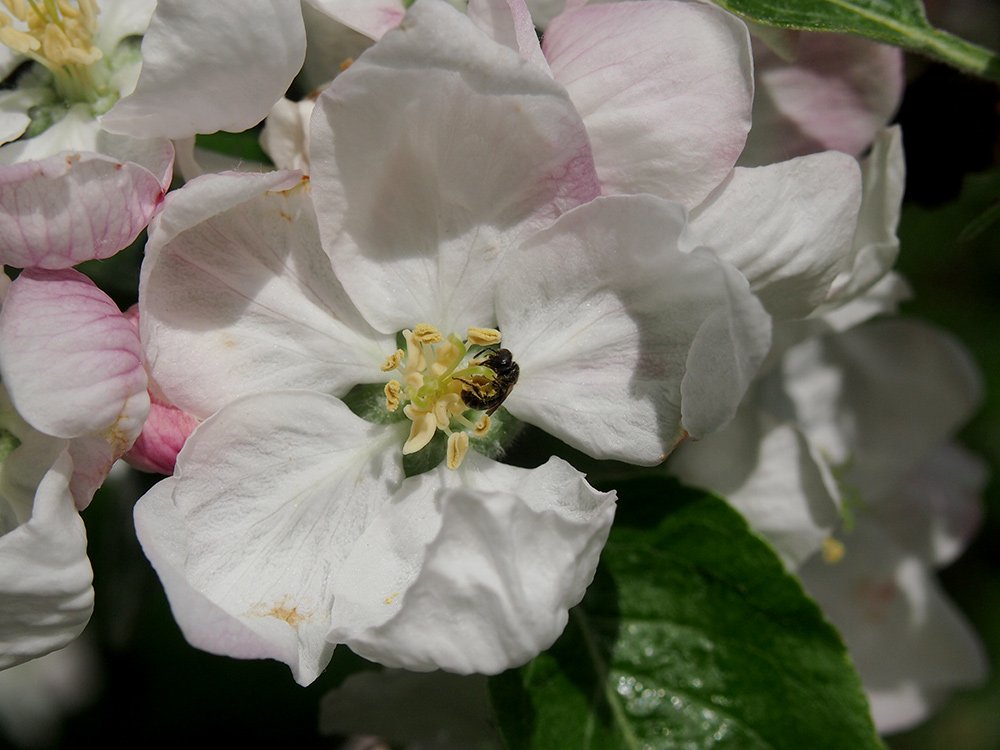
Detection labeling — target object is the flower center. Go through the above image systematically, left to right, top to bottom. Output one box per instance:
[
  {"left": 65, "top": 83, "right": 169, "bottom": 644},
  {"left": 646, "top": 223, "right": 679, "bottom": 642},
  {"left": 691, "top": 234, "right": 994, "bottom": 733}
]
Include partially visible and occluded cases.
[
  {"left": 0, "top": 0, "right": 106, "bottom": 103},
  {"left": 381, "top": 324, "right": 519, "bottom": 471}
]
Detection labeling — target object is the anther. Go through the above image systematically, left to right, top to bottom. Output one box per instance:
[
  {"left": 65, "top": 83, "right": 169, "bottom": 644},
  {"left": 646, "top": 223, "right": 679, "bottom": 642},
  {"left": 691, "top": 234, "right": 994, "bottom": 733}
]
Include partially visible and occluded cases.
[
  {"left": 412, "top": 323, "right": 442, "bottom": 344},
  {"left": 467, "top": 327, "right": 501, "bottom": 346},
  {"left": 381, "top": 349, "right": 404, "bottom": 372},
  {"left": 384, "top": 380, "right": 401, "bottom": 412},
  {"left": 473, "top": 414, "right": 490, "bottom": 437},
  {"left": 447, "top": 432, "right": 469, "bottom": 470},
  {"left": 822, "top": 537, "right": 845, "bottom": 564}
]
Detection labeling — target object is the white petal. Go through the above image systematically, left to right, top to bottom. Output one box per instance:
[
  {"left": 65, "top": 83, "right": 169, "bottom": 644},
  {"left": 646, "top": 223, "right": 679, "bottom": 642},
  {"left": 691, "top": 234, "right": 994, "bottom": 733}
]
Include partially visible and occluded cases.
[
  {"left": 93, "top": 0, "right": 157, "bottom": 54},
  {"left": 101, "top": 0, "right": 306, "bottom": 139},
  {"left": 305, "top": 0, "right": 406, "bottom": 39},
  {"left": 310, "top": 0, "right": 599, "bottom": 334},
  {"left": 467, "top": 0, "right": 550, "bottom": 72},
  {"left": 543, "top": 1, "right": 753, "bottom": 207},
  {"left": 741, "top": 32, "right": 903, "bottom": 166},
  {"left": 0, "top": 88, "right": 50, "bottom": 146},
  {"left": 259, "top": 96, "right": 315, "bottom": 173},
  {"left": 825, "top": 127, "right": 906, "bottom": 305},
  {"left": 686, "top": 151, "right": 862, "bottom": 319},
  {"left": 140, "top": 172, "right": 391, "bottom": 418},
  {"left": 499, "top": 196, "right": 770, "bottom": 461},
  {"left": 0, "top": 269, "right": 148, "bottom": 446},
  {"left": 781, "top": 318, "right": 983, "bottom": 503},
  {"left": 134, "top": 391, "right": 405, "bottom": 685},
  {"left": 670, "top": 403, "right": 840, "bottom": 568},
  {"left": 874, "top": 442, "right": 987, "bottom": 568},
  {"left": 0, "top": 451, "right": 93, "bottom": 669},
  {"left": 328, "top": 453, "right": 615, "bottom": 673},
  {"left": 799, "top": 521, "right": 987, "bottom": 734}
]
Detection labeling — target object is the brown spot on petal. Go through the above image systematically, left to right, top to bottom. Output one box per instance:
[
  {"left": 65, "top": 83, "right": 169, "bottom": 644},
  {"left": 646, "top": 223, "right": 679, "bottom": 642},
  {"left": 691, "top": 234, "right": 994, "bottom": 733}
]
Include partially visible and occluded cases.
[
  {"left": 278, "top": 210, "right": 292, "bottom": 223},
  {"left": 249, "top": 598, "right": 312, "bottom": 627}
]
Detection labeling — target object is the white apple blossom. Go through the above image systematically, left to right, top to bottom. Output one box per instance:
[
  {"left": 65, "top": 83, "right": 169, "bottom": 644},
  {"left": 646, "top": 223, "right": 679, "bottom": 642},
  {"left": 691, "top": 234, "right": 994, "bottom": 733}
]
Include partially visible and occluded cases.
[
  {"left": 0, "top": 0, "right": 311, "bottom": 268},
  {"left": 133, "top": 1, "right": 771, "bottom": 684},
  {"left": 0, "top": 265, "right": 148, "bottom": 668},
  {"left": 676, "top": 316, "right": 988, "bottom": 733}
]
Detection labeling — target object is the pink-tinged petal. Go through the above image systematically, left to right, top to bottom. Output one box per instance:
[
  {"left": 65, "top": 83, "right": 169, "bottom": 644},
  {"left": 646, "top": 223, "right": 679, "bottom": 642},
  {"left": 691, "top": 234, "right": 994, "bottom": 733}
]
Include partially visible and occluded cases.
[
  {"left": 101, "top": 0, "right": 306, "bottom": 139},
  {"left": 306, "top": 0, "right": 406, "bottom": 40},
  {"left": 311, "top": 0, "right": 599, "bottom": 334},
  {"left": 467, "top": 0, "right": 550, "bottom": 72},
  {"left": 544, "top": 1, "right": 753, "bottom": 208},
  {"left": 741, "top": 32, "right": 904, "bottom": 166},
  {"left": 0, "top": 133, "right": 172, "bottom": 269},
  {"left": 686, "top": 151, "right": 863, "bottom": 319},
  {"left": 140, "top": 171, "right": 391, "bottom": 419},
  {"left": 498, "top": 196, "right": 771, "bottom": 462},
  {"left": 0, "top": 269, "right": 149, "bottom": 447},
  {"left": 133, "top": 391, "right": 404, "bottom": 685},
  {"left": 123, "top": 397, "right": 199, "bottom": 476},
  {"left": 670, "top": 404, "right": 841, "bottom": 568},
  {"left": 0, "top": 451, "right": 94, "bottom": 669},
  {"left": 329, "top": 454, "right": 615, "bottom": 673},
  {"left": 799, "top": 520, "right": 987, "bottom": 734}
]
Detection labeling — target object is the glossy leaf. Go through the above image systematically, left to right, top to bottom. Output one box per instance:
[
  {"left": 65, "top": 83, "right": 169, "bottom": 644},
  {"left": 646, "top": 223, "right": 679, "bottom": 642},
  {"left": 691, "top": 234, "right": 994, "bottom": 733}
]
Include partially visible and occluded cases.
[
  {"left": 710, "top": 0, "right": 1000, "bottom": 81},
  {"left": 490, "top": 477, "right": 884, "bottom": 750}
]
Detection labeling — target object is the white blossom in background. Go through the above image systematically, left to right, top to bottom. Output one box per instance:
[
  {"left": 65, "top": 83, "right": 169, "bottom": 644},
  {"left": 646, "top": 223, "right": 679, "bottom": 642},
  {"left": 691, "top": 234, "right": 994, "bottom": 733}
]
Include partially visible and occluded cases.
[
  {"left": 132, "top": 0, "right": 772, "bottom": 684},
  {"left": 679, "top": 316, "right": 987, "bottom": 732}
]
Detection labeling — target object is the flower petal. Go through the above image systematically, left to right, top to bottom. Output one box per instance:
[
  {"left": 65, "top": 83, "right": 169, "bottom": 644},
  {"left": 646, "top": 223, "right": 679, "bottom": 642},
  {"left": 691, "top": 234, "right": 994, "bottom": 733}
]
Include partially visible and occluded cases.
[
  {"left": 93, "top": 0, "right": 157, "bottom": 54},
  {"left": 101, "top": 0, "right": 306, "bottom": 139},
  {"left": 305, "top": 0, "right": 406, "bottom": 39},
  {"left": 310, "top": 0, "right": 599, "bottom": 334},
  {"left": 467, "top": 0, "right": 550, "bottom": 72},
  {"left": 543, "top": 0, "right": 753, "bottom": 207},
  {"left": 741, "top": 32, "right": 903, "bottom": 166},
  {"left": 825, "top": 127, "right": 905, "bottom": 305},
  {"left": 0, "top": 136, "right": 171, "bottom": 269},
  {"left": 685, "top": 151, "right": 862, "bottom": 319},
  {"left": 140, "top": 171, "right": 392, "bottom": 418},
  {"left": 497, "top": 195, "right": 771, "bottom": 462},
  {"left": 0, "top": 269, "right": 148, "bottom": 447},
  {"left": 781, "top": 318, "right": 983, "bottom": 503},
  {"left": 133, "top": 391, "right": 404, "bottom": 685},
  {"left": 669, "top": 404, "right": 841, "bottom": 568},
  {"left": 873, "top": 441, "right": 986, "bottom": 568},
  {"left": 0, "top": 450, "right": 93, "bottom": 669},
  {"left": 328, "top": 453, "right": 615, "bottom": 673},
  {"left": 799, "top": 520, "right": 986, "bottom": 734}
]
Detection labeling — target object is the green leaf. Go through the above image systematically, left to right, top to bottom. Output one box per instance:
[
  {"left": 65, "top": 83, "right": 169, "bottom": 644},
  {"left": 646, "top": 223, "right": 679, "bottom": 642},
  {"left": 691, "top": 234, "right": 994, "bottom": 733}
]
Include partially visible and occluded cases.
[
  {"left": 711, "top": 0, "right": 1000, "bottom": 81},
  {"left": 490, "top": 477, "right": 883, "bottom": 750}
]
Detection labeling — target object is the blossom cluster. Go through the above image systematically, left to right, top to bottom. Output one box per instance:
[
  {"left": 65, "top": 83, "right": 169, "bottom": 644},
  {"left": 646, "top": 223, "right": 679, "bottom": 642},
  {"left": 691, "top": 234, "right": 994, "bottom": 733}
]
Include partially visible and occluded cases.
[{"left": 0, "top": 0, "right": 987, "bottom": 743}]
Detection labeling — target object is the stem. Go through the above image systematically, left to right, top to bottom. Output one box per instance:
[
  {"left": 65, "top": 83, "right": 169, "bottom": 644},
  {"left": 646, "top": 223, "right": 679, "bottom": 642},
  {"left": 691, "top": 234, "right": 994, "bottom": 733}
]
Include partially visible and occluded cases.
[{"left": 915, "top": 28, "right": 1000, "bottom": 82}]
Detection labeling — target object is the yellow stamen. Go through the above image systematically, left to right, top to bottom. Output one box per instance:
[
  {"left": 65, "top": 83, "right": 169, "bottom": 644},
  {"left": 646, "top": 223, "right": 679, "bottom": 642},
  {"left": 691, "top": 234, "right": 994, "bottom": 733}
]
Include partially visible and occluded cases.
[
  {"left": 339, "top": 57, "right": 354, "bottom": 72},
  {"left": 412, "top": 323, "right": 442, "bottom": 344},
  {"left": 467, "top": 327, "right": 501, "bottom": 346},
  {"left": 381, "top": 349, "right": 404, "bottom": 372},
  {"left": 384, "top": 380, "right": 401, "bottom": 412},
  {"left": 402, "top": 407, "right": 436, "bottom": 455},
  {"left": 473, "top": 414, "right": 491, "bottom": 437},
  {"left": 447, "top": 432, "right": 469, "bottom": 470},
  {"left": 822, "top": 537, "right": 845, "bottom": 564}
]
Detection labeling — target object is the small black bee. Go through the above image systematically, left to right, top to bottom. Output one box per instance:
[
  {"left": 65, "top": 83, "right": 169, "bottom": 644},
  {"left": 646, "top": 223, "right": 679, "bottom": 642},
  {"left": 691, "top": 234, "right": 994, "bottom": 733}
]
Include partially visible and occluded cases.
[{"left": 458, "top": 348, "right": 520, "bottom": 415}]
